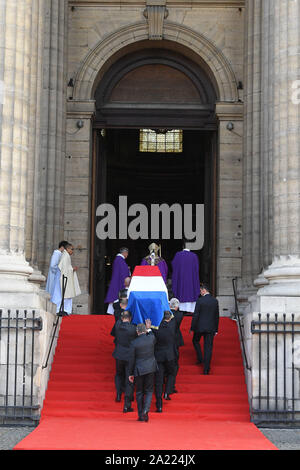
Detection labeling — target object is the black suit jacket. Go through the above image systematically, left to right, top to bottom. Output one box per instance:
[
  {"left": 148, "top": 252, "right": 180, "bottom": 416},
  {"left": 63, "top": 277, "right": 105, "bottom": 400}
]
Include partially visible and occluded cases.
[
  {"left": 191, "top": 294, "right": 219, "bottom": 334},
  {"left": 110, "top": 304, "right": 125, "bottom": 337},
  {"left": 170, "top": 309, "right": 184, "bottom": 348},
  {"left": 153, "top": 319, "right": 177, "bottom": 362},
  {"left": 112, "top": 320, "right": 137, "bottom": 361},
  {"left": 128, "top": 332, "right": 157, "bottom": 377}
]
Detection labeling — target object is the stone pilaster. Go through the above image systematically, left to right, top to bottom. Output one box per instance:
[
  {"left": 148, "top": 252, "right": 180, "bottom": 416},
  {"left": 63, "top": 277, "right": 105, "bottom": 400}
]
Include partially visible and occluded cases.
[{"left": 0, "top": 0, "right": 44, "bottom": 307}]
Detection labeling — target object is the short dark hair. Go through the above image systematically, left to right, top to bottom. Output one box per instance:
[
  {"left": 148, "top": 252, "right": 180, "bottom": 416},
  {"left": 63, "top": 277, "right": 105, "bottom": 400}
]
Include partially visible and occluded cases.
[
  {"left": 59, "top": 240, "right": 69, "bottom": 249},
  {"left": 120, "top": 247, "right": 129, "bottom": 253},
  {"left": 200, "top": 282, "right": 210, "bottom": 292},
  {"left": 119, "top": 289, "right": 128, "bottom": 299},
  {"left": 163, "top": 310, "right": 172, "bottom": 320},
  {"left": 121, "top": 311, "right": 131, "bottom": 320},
  {"left": 136, "top": 323, "right": 147, "bottom": 334}
]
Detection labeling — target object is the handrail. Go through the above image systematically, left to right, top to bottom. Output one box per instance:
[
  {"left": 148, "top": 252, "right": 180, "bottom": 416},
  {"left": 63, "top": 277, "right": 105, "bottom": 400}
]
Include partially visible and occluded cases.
[
  {"left": 42, "top": 276, "right": 68, "bottom": 369},
  {"left": 232, "top": 277, "right": 251, "bottom": 371}
]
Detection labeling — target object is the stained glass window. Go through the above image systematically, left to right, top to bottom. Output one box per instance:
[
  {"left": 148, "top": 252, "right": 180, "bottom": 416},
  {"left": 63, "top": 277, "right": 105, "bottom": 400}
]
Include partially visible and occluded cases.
[{"left": 139, "top": 129, "right": 183, "bottom": 153}]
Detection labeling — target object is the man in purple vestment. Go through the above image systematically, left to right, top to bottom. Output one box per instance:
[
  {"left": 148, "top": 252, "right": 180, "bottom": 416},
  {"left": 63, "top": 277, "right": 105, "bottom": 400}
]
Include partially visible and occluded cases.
[
  {"left": 141, "top": 243, "right": 168, "bottom": 284},
  {"left": 171, "top": 243, "right": 200, "bottom": 313},
  {"left": 104, "top": 247, "right": 131, "bottom": 314}
]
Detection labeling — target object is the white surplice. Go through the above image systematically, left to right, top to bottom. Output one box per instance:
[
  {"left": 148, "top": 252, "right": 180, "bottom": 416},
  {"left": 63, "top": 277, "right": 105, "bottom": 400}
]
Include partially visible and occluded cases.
[{"left": 51, "top": 251, "right": 81, "bottom": 314}]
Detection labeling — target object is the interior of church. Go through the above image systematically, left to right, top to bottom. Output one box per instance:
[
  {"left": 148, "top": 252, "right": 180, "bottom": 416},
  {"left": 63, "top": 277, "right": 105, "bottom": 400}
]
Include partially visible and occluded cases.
[{"left": 92, "top": 128, "right": 216, "bottom": 313}]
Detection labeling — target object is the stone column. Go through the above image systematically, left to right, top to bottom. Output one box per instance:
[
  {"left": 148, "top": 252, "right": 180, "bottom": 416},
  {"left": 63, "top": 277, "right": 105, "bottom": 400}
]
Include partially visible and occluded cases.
[
  {"left": 0, "top": 0, "right": 44, "bottom": 307},
  {"left": 25, "top": 0, "right": 46, "bottom": 285},
  {"left": 37, "top": 0, "right": 68, "bottom": 277},
  {"left": 242, "top": 0, "right": 264, "bottom": 298},
  {"left": 242, "top": 0, "right": 300, "bottom": 415},
  {"left": 242, "top": 0, "right": 276, "bottom": 298},
  {"left": 259, "top": 0, "right": 300, "bottom": 297}
]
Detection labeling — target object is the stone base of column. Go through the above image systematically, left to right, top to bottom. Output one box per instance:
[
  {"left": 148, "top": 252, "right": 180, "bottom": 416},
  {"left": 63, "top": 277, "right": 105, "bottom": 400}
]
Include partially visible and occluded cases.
[
  {"left": 0, "top": 252, "right": 49, "bottom": 311},
  {"left": 257, "top": 256, "right": 300, "bottom": 297}
]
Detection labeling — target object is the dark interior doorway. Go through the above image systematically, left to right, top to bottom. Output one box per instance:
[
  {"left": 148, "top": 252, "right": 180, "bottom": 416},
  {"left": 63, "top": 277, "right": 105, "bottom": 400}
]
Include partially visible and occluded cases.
[
  {"left": 90, "top": 44, "right": 218, "bottom": 314},
  {"left": 91, "top": 128, "right": 217, "bottom": 314}
]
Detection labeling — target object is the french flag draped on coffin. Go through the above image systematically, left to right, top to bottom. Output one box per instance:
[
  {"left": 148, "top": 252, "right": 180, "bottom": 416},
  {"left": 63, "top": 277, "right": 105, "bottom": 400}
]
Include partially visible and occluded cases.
[{"left": 127, "top": 266, "right": 170, "bottom": 328}]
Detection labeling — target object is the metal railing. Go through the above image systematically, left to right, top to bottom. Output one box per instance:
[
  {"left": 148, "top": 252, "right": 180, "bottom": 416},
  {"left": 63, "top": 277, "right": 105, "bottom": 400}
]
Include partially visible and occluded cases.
[
  {"left": 42, "top": 275, "right": 67, "bottom": 369},
  {"left": 232, "top": 277, "right": 251, "bottom": 371},
  {"left": 0, "top": 310, "right": 42, "bottom": 425},
  {"left": 251, "top": 313, "right": 300, "bottom": 426}
]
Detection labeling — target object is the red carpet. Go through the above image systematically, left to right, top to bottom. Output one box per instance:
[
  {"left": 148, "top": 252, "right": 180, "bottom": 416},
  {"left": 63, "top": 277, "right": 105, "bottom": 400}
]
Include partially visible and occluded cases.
[{"left": 15, "top": 316, "right": 277, "bottom": 450}]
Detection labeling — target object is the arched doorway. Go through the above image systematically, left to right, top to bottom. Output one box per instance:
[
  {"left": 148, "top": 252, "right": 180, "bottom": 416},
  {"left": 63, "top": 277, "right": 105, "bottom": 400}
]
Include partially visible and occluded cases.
[{"left": 90, "top": 45, "right": 218, "bottom": 314}]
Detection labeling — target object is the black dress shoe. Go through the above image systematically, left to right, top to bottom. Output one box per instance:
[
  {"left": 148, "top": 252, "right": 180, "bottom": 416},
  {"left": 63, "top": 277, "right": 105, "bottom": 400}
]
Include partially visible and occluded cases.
[
  {"left": 203, "top": 370, "right": 210, "bottom": 375},
  {"left": 163, "top": 393, "right": 171, "bottom": 400},
  {"left": 123, "top": 407, "right": 134, "bottom": 413},
  {"left": 156, "top": 407, "right": 162, "bottom": 413},
  {"left": 142, "top": 411, "right": 149, "bottom": 422}
]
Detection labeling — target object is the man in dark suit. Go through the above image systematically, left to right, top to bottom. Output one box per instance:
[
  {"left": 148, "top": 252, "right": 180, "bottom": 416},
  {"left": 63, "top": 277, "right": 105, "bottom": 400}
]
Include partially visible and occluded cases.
[
  {"left": 190, "top": 283, "right": 219, "bottom": 375},
  {"left": 113, "top": 289, "right": 128, "bottom": 322},
  {"left": 110, "top": 292, "right": 128, "bottom": 337},
  {"left": 169, "top": 298, "right": 184, "bottom": 393},
  {"left": 153, "top": 310, "right": 178, "bottom": 412},
  {"left": 111, "top": 311, "right": 137, "bottom": 412},
  {"left": 128, "top": 320, "right": 157, "bottom": 422}
]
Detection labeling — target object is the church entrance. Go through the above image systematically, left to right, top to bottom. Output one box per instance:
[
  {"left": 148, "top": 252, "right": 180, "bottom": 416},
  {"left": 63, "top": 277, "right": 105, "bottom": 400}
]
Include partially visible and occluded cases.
[{"left": 89, "top": 44, "right": 218, "bottom": 314}]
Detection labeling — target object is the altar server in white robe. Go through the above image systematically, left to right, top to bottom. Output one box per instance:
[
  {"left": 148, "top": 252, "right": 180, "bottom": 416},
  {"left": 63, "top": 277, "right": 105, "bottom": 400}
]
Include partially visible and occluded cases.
[
  {"left": 45, "top": 241, "right": 69, "bottom": 297},
  {"left": 51, "top": 244, "right": 81, "bottom": 316}
]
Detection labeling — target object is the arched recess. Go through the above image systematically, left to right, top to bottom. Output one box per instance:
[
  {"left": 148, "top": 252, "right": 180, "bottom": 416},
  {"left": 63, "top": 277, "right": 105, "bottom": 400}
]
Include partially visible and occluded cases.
[
  {"left": 72, "top": 22, "right": 239, "bottom": 103},
  {"left": 93, "top": 47, "right": 218, "bottom": 128}
]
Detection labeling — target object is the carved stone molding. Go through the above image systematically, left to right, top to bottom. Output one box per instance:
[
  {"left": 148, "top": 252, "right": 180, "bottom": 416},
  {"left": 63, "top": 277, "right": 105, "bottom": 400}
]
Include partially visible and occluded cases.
[{"left": 143, "top": 2, "right": 168, "bottom": 40}]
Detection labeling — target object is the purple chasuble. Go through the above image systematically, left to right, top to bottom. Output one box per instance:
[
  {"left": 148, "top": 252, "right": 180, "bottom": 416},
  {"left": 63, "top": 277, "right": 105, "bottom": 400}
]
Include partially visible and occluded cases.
[
  {"left": 171, "top": 250, "right": 200, "bottom": 302},
  {"left": 104, "top": 255, "right": 130, "bottom": 303},
  {"left": 141, "top": 257, "right": 168, "bottom": 284}
]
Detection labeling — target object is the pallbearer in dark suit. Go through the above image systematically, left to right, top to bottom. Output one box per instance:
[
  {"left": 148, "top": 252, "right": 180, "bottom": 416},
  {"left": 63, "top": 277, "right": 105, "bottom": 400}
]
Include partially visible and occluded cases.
[
  {"left": 190, "top": 283, "right": 219, "bottom": 375},
  {"left": 110, "top": 292, "right": 128, "bottom": 337},
  {"left": 169, "top": 298, "right": 184, "bottom": 392},
  {"left": 111, "top": 311, "right": 137, "bottom": 412},
  {"left": 153, "top": 311, "right": 178, "bottom": 412},
  {"left": 128, "top": 321, "right": 157, "bottom": 422}
]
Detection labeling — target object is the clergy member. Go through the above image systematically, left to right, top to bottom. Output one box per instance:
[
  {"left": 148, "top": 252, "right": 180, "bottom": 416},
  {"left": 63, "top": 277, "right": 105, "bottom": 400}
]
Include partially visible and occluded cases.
[
  {"left": 45, "top": 240, "right": 69, "bottom": 297},
  {"left": 171, "top": 241, "right": 200, "bottom": 313},
  {"left": 141, "top": 243, "right": 168, "bottom": 284},
  {"left": 51, "top": 244, "right": 81, "bottom": 316},
  {"left": 104, "top": 248, "right": 131, "bottom": 314}
]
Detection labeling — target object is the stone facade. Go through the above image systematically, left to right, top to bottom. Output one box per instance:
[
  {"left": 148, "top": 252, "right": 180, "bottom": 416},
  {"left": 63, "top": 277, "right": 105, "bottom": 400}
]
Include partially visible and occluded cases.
[{"left": 0, "top": 0, "right": 299, "bottom": 422}]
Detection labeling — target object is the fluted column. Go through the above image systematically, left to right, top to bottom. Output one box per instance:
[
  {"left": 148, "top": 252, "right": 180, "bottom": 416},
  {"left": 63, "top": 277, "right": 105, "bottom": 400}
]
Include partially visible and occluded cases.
[
  {"left": 0, "top": 0, "right": 44, "bottom": 305},
  {"left": 25, "top": 0, "right": 45, "bottom": 284},
  {"left": 37, "top": 0, "right": 68, "bottom": 276},
  {"left": 242, "top": 0, "right": 264, "bottom": 295},
  {"left": 259, "top": 0, "right": 300, "bottom": 296}
]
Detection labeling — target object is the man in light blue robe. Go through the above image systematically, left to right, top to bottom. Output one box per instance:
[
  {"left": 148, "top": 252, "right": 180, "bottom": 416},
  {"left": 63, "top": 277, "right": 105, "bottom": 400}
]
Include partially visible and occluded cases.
[
  {"left": 45, "top": 241, "right": 69, "bottom": 297},
  {"left": 50, "top": 243, "right": 81, "bottom": 316}
]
